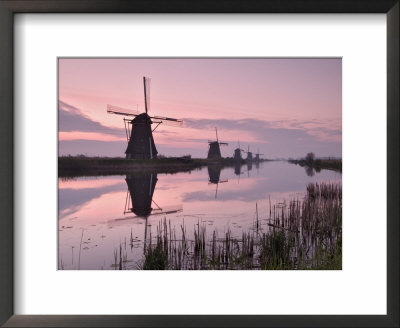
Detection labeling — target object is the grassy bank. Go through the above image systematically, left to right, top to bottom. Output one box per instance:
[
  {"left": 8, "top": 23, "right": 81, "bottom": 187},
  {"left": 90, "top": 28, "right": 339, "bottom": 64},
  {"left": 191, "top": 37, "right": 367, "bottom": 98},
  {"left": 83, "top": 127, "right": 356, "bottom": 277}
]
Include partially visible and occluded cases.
[
  {"left": 58, "top": 155, "right": 248, "bottom": 178},
  {"left": 112, "top": 182, "right": 342, "bottom": 270}
]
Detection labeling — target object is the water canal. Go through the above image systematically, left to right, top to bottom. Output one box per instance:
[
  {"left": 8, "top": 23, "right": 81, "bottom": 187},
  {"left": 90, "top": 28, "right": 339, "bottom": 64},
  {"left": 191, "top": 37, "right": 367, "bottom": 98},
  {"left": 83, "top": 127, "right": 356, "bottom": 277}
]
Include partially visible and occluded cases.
[{"left": 58, "top": 161, "right": 341, "bottom": 270}]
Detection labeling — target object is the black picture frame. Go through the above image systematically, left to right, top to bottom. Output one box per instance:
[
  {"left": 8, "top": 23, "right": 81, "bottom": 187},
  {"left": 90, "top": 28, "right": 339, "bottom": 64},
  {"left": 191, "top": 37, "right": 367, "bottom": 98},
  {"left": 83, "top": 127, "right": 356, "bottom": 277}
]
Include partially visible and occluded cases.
[{"left": 0, "top": 1, "right": 398, "bottom": 327}]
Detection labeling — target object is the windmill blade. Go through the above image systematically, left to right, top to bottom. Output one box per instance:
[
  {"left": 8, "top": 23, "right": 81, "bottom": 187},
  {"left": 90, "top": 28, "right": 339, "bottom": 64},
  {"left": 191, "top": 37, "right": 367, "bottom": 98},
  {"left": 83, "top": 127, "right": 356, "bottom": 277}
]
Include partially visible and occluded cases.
[
  {"left": 143, "top": 76, "right": 151, "bottom": 114},
  {"left": 107, "top": 104, "right": 139, "bottom": 117},
  {"left": 150, "top": 115, "right": 183, "bottom": 127},
  {"left": 151, "top": 119, "right": 183, "bottom": 127},
  {"left": 215, "top": 127, "right": 219, "bottom": 143},
  {"left": 219, "top": 142, "right": 228, "bottom": 146}
]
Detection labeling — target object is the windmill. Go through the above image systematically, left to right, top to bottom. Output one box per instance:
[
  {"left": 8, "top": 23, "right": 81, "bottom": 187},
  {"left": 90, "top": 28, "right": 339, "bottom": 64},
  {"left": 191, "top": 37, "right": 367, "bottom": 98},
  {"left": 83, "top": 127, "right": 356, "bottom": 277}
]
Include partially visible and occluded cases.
[
  {"left": 107, "top": 76, "right": 183, "bottom": 159},
  {"left": 207, "top": 127, "right": 228, "bottom": 159},
  {"left": 233, "top": 141, "right": 245, "bottom": 161},
  {"left": 246, "top": 145, "right": 253, "bottom": 162},
  {"left": 254, "top": 149, "right": 264, "bottom": 162},
  {"left": 207, "top": 166, "right": 228, "bottom": 199}
]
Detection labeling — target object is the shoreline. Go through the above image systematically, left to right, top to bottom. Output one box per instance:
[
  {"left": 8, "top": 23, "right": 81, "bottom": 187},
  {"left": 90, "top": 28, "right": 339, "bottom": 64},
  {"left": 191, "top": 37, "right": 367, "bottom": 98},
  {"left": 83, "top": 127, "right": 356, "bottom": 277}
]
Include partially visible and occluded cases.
[
  {"left": 58, "top": 156, "right": 269, "bottom": 178},
  {"left": 288, "top": 158, "right": 342, "bottom": 173}
]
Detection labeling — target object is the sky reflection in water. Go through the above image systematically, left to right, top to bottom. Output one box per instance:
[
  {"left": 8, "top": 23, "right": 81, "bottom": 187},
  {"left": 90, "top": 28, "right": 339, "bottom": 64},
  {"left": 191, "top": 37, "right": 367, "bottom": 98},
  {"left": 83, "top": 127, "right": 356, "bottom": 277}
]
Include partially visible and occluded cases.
[{"left": 58, "top": 161, "right": 341, "bottom": 270}]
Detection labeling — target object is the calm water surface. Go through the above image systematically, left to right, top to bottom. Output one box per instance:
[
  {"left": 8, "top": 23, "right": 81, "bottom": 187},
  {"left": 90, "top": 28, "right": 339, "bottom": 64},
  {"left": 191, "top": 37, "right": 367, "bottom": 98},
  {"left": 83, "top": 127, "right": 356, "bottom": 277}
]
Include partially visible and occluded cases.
[{"left": 58, "top": 161, "right": 341, "bottom": 269}]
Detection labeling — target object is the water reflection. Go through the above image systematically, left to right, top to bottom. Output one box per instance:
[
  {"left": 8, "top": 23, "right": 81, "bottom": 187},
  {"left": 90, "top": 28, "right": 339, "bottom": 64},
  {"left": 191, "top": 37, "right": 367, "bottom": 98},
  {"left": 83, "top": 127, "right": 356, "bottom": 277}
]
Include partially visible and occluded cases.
[
  {"left": 58, "top": 161, "right": 341, "bottom": 270},
  {"left": 234, "top": 162, "right": 242, "bottom": 176},
  {"left": 247, "top": 162, "right": 252, "bottom": 177},
  {"left": 207, "top": 165, "right": 228, "bottom": 199},
  {"left": 305, "top": 165, "right": 315, "bottom": 177},
  {"left": 114, "top": 173, "right": 182, "bottom": 251},
  {"left": 125, "top": 173, "right": 157, "bottom": 217},
  {"left": 58, "top": 178, "right": 126, "bottom": 219}
]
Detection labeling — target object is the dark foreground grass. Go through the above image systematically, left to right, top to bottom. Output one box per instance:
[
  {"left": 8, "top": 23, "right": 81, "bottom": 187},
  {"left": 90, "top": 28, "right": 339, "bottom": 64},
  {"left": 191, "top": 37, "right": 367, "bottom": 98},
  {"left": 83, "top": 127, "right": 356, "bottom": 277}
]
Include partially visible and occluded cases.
[{"left": 135, "top": 182, "right": 342, "bottom": 270}]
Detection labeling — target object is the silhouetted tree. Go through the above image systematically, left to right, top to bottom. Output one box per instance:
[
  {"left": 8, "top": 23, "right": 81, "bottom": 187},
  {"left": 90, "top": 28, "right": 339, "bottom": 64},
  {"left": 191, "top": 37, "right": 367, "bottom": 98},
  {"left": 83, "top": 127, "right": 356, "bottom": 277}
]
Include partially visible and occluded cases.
[{"left": 305, "top": 152, "right": 315, "bottom": 164}]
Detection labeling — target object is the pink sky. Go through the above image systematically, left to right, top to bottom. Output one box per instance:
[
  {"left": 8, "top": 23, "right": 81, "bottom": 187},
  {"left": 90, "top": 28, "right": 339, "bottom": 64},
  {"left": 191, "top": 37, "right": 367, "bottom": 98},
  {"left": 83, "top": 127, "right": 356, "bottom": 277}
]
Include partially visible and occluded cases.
[{"left": 58, "top": 58, "right": 341, "bottom": 158}]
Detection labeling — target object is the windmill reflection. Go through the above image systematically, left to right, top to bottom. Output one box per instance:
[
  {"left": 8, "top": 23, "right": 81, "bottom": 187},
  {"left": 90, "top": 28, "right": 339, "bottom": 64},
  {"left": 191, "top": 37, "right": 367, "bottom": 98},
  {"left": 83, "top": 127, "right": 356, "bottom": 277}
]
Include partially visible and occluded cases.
[
  {"left": 247, "top": 161, "right": 252, "bottom": 177},
  {"left": 234, "top": 162, "right": 245, "bottom": 184},
  {"left": 207, "top": 166, "right": 228, "bottom": 199},
  {"left": 108, "top": 173, "right": 182, "bottom": 252},
  {"left": 124, "top": 173, "right": 158, "bottom": 217}
]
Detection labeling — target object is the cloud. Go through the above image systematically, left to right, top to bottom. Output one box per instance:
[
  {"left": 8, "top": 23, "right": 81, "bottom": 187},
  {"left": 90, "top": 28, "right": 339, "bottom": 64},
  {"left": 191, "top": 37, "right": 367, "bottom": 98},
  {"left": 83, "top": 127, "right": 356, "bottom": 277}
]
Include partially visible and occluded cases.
[
  {"left": 59, "top": 100, "right": 124, "bottom": 136},
  {"left": 182, "top": 117, "right": 342, "bottom": 157},
  {"left": 183, "top": 117, "right": 341, "bottom": 142},
  {"left": 59, "top": 131, "right": 125, "bottom": 142},
  {"left": 59, "top": 140, "right": 127, "bottom": 157},
  {"left": 59, "top": 181, "right": 126, "bottom": 219}
]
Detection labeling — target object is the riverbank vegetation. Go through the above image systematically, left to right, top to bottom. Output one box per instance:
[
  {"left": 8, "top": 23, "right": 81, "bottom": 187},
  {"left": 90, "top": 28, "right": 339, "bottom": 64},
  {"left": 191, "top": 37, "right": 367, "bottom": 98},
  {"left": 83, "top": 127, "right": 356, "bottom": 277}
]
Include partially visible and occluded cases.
[{"left": 289, "top": 152, "right": 342, "bottom": 173}]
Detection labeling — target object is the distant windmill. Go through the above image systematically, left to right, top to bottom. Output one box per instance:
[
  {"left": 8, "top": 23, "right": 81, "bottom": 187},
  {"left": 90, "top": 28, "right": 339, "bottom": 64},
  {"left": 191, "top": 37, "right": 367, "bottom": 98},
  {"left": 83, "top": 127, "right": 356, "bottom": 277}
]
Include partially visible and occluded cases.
[
  {"left": 107, "top": 77, "right": 183, "bottom": 159},
  {"left": 207, "top": 127, "right": 228, "bottom": 159},
  {"left": 233, "top": 141, "right": 245, "bottom": 161},
  {"left": 246, "top": 145, "right": 253, "bottom": 162},
  {"left": 254, "top": 149, "right": 264, "bottom": 162},
  {"left": 207, "top": 166, "right": 228, "bottom": 199}
]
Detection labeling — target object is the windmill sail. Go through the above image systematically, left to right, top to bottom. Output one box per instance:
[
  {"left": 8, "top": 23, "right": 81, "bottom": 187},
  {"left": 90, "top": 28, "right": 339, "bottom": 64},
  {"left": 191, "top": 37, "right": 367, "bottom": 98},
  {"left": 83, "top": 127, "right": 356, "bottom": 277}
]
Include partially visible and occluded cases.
[
  {"left": 143, "top": 76, "right": 151, "bottom": 113},
  {"left": 107, "top": 104, "right": 138, "bottom": 116},
  {"left": 150, "top": 115, "right": 183, "bottom": 126}
]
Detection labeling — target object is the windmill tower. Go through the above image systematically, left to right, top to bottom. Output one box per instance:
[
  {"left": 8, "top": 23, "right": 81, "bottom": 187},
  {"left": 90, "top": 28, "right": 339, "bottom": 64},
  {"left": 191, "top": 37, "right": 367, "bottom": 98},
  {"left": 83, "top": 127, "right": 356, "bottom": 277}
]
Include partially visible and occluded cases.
[
  {"left": 107, "top": 77, "right": 183, "bottom": 159},
  {"left": 207, "top": 127, "right": 228, "bottom": 159},
  {"left": 233, "top": 141, "right": 245, "bottom": 161},
  {"left": 246, "top": 145, "right": 253, "bottom": 162},
  {"left": 254, "top": 149, "right": 264, "bottom": 162}
]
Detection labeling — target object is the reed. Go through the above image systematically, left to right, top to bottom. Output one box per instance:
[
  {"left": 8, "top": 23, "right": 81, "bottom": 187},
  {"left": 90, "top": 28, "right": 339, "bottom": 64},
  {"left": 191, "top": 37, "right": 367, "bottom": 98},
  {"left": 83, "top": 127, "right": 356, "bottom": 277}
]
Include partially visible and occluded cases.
[{"left": 78, "top": 229, "right": 84, "bottom": 270}]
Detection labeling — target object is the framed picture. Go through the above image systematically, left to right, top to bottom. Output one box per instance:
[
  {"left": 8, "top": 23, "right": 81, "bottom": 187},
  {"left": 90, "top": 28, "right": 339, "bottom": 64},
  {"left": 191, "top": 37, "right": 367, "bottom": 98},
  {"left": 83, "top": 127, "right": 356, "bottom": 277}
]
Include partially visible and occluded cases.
[{"left": 0, "top": 1, "right": 398, "bottom": 327}]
